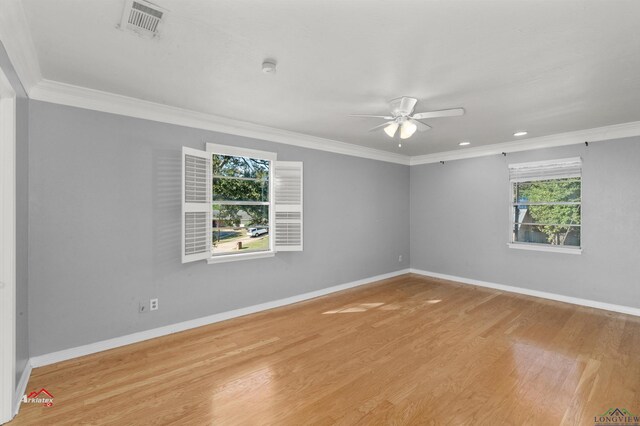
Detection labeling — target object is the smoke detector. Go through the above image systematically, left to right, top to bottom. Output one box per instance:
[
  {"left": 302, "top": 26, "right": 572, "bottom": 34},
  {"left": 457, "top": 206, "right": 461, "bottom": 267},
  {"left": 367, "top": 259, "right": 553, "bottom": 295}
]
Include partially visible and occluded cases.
[
  {"left": 119, "top": 0, "right": 165, "bottom": 38},
  {"left": 262, "top": 60, "right": 277, "bottom": 74}
]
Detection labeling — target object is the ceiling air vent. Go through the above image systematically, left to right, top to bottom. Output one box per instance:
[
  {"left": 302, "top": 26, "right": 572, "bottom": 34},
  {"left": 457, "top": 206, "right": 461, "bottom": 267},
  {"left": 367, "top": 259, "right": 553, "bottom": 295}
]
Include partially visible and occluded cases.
[{"left": 119, "top": 0, "right": 164, "bottom": 38}]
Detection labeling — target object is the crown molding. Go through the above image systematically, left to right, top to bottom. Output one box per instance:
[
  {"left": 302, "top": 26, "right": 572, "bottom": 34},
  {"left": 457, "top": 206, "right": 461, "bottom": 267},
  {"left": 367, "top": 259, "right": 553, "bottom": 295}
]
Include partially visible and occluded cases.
[
  {"left": 0, "top": 0, "right": 42, "bottom": 93},
  {"left": 2, "top": 2, "right": 638, "bottom": 166},
  {"left": 29, "top": 77, "right": 640, "bottom": 167},
  {"left": 29, "top": 79, "right": 411, "bottom": 165},
  {"left": 410, "top": 121, "right": 640, "bottom": 165}
]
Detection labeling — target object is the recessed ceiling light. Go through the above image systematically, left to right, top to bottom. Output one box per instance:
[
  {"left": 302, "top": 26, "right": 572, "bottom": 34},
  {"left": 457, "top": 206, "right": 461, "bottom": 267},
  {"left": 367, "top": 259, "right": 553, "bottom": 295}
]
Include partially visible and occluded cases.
[
  {"left": 513, "top": 131, "right": 528, "bottom": 137},
  {"left": 459, "top": 141, "right": 471, "bottom": 146}
]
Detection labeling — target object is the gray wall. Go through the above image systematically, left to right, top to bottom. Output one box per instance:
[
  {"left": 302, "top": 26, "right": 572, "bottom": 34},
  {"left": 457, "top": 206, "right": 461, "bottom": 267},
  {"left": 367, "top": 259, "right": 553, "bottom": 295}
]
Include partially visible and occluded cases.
[
  {"left": 0, "top": 43, "right": 29, "bottom": 391},
  {"left": 17, "top": 70, "right": 640, "bottom": 359},
  {"left": 28, "top": 101, "right": 410, "bottom": 356},
  {"left": 410, "top": 139, "right": 640, "bottom": 308}
]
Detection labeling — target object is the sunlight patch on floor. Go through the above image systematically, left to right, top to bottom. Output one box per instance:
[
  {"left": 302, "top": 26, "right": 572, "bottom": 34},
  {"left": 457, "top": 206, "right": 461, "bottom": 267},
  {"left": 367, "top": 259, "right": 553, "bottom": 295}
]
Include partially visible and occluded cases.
[{"left": 322, "top": 302, "right": 385, "bottom": 314}]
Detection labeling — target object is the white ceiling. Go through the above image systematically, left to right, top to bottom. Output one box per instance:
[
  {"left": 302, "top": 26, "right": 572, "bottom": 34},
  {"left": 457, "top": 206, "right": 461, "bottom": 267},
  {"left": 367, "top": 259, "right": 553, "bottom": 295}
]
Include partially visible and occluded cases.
[{"left": 17, "top": 0, "right": 640, "bottom": 156}]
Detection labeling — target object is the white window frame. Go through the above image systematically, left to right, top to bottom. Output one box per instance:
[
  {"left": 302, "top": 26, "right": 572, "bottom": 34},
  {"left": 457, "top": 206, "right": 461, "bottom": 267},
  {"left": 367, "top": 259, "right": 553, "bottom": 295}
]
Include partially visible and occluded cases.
[
  {"left": 0, "top": 64, "right": 17, "bottom": 423},
  {"left": 206, "top": 143, "right": 277, "bottom": 264},
  {"left": 507, "top": 157, "right": 583, "bottom": 255}
]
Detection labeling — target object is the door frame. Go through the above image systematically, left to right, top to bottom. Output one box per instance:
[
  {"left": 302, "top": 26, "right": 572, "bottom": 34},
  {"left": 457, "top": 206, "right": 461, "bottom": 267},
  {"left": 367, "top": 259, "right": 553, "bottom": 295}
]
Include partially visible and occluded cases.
[{"left": 0, "top": 62, "right": 17, "bottom": 423}]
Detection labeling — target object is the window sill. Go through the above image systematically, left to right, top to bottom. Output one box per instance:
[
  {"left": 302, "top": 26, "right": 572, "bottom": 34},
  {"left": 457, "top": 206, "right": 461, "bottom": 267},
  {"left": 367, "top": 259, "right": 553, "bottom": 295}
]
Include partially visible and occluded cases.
[
  {"left": 508, "top": 243, "right": 582, "bottom": 255},
  {"left": 207, "top": 251, "right": 275, "bottom": 264}
]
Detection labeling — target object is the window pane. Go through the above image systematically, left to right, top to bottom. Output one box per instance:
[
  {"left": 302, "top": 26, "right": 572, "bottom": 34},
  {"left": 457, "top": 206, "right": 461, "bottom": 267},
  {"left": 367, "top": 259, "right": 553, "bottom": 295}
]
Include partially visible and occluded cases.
[
  {"left": 212, "top": 154, "right": 269, "bottom": 179},
  {"left": 212, "top": 154, "right": 269, "bottom": 203},
  {"left": 212, "top": 177, "right": 269, "bottom": 202},
  {"left": 513, "top": 178, "right": 581, "bottom": 204},
  {"left": 212, "top": 205, "right": 269, "bottom": 255},
  {"left": 512, "top": 205, "right": 581, "bottom": 226},
  {"left": 512, "top": 224, "right": 581, "bottom": 247}
]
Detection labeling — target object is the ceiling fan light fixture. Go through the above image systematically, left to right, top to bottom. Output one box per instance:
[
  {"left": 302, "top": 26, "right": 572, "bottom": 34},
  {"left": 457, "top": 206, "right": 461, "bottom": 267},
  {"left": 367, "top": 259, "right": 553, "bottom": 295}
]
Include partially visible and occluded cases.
[
  {"left": 350, "top": 97, "right": 464, "bottom": 140},
  {"left": 400, "top": 120, "right": 417, "bottom": 139},
  {"left": 384, "top": 122, "right": 399, "bottom": 137}
]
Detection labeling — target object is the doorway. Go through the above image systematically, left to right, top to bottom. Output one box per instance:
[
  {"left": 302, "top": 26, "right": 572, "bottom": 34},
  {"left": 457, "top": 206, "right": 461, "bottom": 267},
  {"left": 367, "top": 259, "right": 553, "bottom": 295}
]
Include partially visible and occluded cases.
[{"left": 0, "top": 64, "right": 17, "bottom": 423}]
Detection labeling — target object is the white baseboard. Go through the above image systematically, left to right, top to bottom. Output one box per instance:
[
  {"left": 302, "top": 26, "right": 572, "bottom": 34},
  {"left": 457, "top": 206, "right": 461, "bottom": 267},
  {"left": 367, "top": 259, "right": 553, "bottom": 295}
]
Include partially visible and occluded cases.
[
  {"left": 30, "top": 267, "right": 636, "bottom": 370},
  {"left": 30, "top": 269, "right": 410, "bottom": 368},
  {"left": 410, "top": 269, "right": 640, "bottom": 317},
  {"left": 13, "top": 360, "right": 31, "bottom": 417}
]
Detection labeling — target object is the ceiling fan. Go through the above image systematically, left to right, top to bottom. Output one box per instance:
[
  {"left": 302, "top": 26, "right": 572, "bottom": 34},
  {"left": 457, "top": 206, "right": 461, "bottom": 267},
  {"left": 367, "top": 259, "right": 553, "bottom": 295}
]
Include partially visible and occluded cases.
[{"left": 351, "top": 97, "right": 465, "bottom": 140}]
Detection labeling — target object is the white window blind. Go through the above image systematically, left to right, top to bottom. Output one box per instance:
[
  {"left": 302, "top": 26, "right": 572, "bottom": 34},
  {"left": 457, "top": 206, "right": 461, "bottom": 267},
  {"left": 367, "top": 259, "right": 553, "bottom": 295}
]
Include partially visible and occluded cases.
[
  {"left": 182, "top": 147, "right": 211, "bottom": 263},
  {"left": 509, "top": 157, "right": 582, "bottom": 182},
  {"left": 274, "top": 161, "right": 303, "bottom": 251}
]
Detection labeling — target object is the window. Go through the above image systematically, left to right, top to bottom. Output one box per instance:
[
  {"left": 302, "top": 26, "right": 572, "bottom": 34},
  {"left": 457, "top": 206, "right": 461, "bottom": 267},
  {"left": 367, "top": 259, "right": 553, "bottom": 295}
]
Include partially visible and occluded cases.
[
  {"left": 181, "top": 144, "right": 303, "bottom": 264},
  {"left": 212, "top": 152, "right": 272, "bottom": 257},
  {"left": 508, "top": 157, "right": 582, "bottom": 253}
]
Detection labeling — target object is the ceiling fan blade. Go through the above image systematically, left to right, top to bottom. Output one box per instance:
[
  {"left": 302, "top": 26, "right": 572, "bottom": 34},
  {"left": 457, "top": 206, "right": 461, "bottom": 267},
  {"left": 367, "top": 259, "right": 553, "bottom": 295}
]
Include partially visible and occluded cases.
[
  {"left": 389, "top": 97, "right": 418, "bottom": 116},
  {"left": 399, "top": 97, "right": 418, "bottom": 113},
  {"left": 411, "top": 108, "right": 465, "bottom": 120},
  {"left": 349, "top": 114, "right": 395, "bottom": 119},
  {"left": 411, "top": 119, "right": 431, "bottom": 131},
  {"left": 368, "top": 121, "right": 396, "bottom": 132}
]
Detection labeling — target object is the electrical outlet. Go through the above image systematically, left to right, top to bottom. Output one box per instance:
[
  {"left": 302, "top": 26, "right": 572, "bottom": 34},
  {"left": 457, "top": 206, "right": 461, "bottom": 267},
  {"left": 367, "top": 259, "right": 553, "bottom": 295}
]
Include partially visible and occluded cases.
[
  {"left": 398, "top": 255, "right": 403, "bottom": 263},
  {"left": 150, "top": 298, "right": 159, "bottom": 311},
  {"left": 139, "top": 300, "right": 149, "bottom": 313}
]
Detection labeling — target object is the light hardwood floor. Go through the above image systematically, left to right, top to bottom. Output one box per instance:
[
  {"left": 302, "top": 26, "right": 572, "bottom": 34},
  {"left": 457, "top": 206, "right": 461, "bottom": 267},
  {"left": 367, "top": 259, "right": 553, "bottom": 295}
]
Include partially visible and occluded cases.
[{"left": 10, "top": 274, "right": 640, "bottom": 425}]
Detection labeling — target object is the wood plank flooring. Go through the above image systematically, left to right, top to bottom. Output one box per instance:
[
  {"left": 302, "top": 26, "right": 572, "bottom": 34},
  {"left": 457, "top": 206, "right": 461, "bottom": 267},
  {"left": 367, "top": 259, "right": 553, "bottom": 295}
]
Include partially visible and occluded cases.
[{"left": 9, "top": 274, "right": 640, "bottom": 425}]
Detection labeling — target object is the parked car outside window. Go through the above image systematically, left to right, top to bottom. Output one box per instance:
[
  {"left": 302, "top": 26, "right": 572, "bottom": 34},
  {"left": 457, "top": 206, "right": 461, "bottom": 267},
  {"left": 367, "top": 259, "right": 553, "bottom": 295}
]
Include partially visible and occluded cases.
[{"left": 247, "top": 227, "right": 268, "bottom": 237}]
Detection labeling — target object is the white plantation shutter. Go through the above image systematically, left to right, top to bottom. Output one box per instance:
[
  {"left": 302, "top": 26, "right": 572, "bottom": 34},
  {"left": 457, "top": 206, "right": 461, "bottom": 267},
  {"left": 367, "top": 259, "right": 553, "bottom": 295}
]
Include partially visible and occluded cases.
[
  {"left": 182, "top": 147, "right": 211, "bottom": 263},
  {"left": 509, "top": 157, "right": 582, "bottom": 182},
  {"left": 274, "top": 161, "right": 303, "bottom": 251}
]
